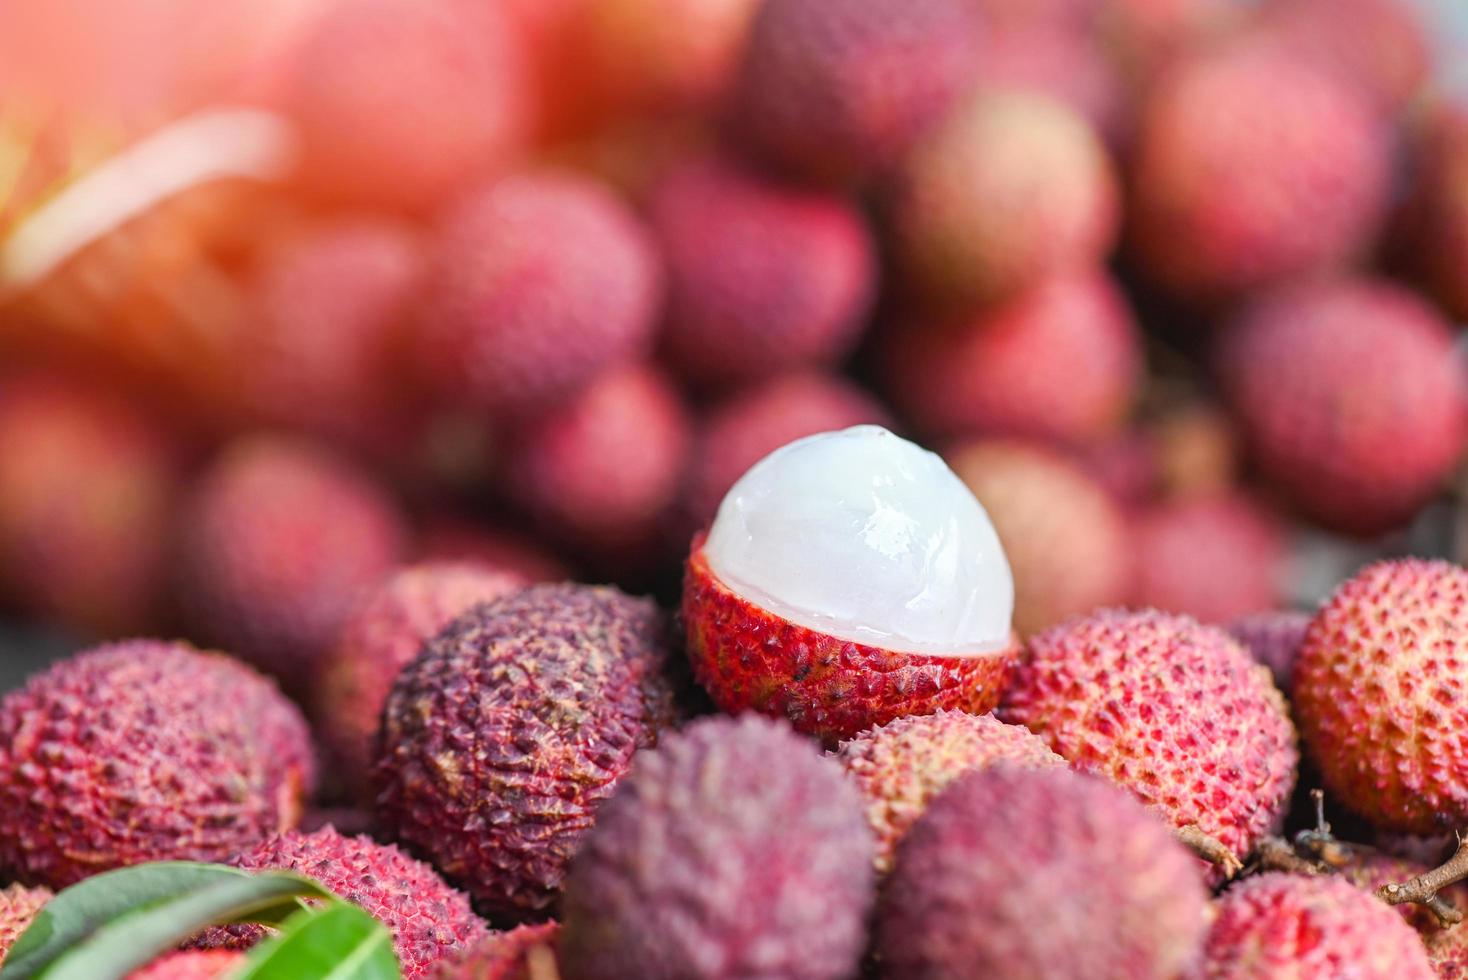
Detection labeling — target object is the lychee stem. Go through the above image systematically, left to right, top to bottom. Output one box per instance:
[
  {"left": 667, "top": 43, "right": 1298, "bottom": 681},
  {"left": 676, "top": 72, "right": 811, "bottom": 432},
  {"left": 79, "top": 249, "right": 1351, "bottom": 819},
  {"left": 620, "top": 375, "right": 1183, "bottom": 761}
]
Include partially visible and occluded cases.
[
  {"left": 1292, "top": 789, "right": 1352, "bottom": 870},
  {"left": 1176, "top": 824, "right": 1242, "bottom": 879},
  {"left": 1378, "top": 832, "right": 1468, "bottom": 928},
  {"left": 1253, "top": 836, "right": 1327, "bottom": 876}
]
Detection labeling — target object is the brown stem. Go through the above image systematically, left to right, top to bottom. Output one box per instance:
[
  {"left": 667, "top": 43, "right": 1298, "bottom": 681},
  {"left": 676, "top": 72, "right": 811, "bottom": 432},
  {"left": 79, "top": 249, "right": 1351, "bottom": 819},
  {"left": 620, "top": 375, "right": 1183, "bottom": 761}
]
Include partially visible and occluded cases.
[
  {"left": 1293, "top": 792, "right": 1352, "bottom": 870},
  {"left": 1177, "top": 824, "right": 1242, "bottom": 879},
  {"left": 1378, "top": 832, "right": 1468, "bottom": 928},
  {"left": 1253, "top": 835, "right": 1326, "bottom": 876}
]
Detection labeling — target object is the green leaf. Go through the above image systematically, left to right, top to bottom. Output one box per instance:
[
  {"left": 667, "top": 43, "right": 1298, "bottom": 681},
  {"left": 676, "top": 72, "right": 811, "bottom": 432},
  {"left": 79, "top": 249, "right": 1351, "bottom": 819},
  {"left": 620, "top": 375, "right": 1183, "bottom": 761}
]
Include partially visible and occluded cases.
[{"left": 232, "top": 903, "right": 400, "bottom": 980}]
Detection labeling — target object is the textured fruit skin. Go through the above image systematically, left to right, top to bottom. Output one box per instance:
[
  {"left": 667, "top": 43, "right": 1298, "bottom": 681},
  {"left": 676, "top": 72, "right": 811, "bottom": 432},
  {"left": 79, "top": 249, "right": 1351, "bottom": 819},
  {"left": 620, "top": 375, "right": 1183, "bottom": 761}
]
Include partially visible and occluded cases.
[
  {"left": 287, "top": 0, "right": 527, "bottom": 210},
  {"left": 731, "top": 0, "right": 983, "bottom": 185},
  {"left": 1256, "top": 0, "right": 1427, "bottom": 113},
  {"left": 975, "top": 21, "right": 1127, "bottom": 147},
  {"left": 1129, "top": 43, "right": 1389, "bottom": 299},
  {"left": 892, "top": 90, "right": 1117, "bottom": 310},
  {"left": 1398, "top": 97, "right": 1468, "bottom": 322},
  {"left": 648, "top": 154, "right": 876, "bottom": 387},
  {"left": 416, "top": 171, "right": 661, "bottom": 419},
  {"left": 886, "top": 273, "right": 1142, "bottom": 445},
  {"left": 1216, "top": 279, "right": 1468, "bottom": 535},
  {"left": 501, "top": 364, "right": 691, "bottom": 565},
  {"left": 0, "top": 373, "right": 179, "bottom": 636},
  {"left": 175, "top": 437, "right": 408, "bottom": 687},
  {"left": 948, "top": 440, "right": 1132, "bottom": 637},
  {"left": 1129, "top": 494, "right": 1285, "bottom": 624},
  {"left": 683, "top": 542, "right": 1016, "bottom": 746},
  {"left": 1293, "top": 560, "right": 1468, "bottom": 835},
  {"left": 313, "top": 563, "right": 527, "bottom": 803},
  {"left": 376, "top": 584, "right": 681, "bottom": 921},
  {"left": 1001, "top": 610, "right": 1297, "bottom": 882},
  {"left": 1227, "top": 610, "right": 1310, "bottom": 692},
  {"left": 0, "top": 640, "right": 314, "bottom": 888},
  {"left": 834, "top": 710, "right": 1066, "bottom": 872},
  {"left": 559, "top": 715, "right": 875, "bottom": 980},
  {"left": 877, "top": 766, "right": 1209, "bottom": 980},
  {"left": 203, "top": 827, "right": 487, "bottom": 978},
  {"left": 1339, "top": 850, "right": 1467, "bottom": 939},
  {"left": 1201, "top": 873, "right": 1434, "bottom": 979},
  {"left": 0, "top": 883, "right": 51, "bottom": 964},
  {"left": 433, "top": 922, "right": 560, "bottom": 980},
  {"left": 128, "top": 951, "right": 246, "bottom": 980}
]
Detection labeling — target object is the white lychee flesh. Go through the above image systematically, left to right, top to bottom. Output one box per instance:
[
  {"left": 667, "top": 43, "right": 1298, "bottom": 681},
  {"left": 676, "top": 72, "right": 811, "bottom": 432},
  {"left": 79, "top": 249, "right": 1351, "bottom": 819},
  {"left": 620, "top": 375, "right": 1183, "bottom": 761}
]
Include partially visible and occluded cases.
[{"left": 704, "top": 425, "right": 1014, "bottom": 655}]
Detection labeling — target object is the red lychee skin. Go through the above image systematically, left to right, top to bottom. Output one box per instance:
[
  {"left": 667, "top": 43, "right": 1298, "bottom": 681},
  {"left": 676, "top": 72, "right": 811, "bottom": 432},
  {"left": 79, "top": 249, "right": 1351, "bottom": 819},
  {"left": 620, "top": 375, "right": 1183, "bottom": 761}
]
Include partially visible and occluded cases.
[
  {"left": 286, "top": 0, "right": 528, "bottom": 210},
  {"left": 730, "top": 0, "right": 984, "bottom": 185},
  {"left": 1094, "top": 0, "right": 1240, "bottom": 90},
  {"left": 1254, "top": 0, "right": 1428, "bottom": 114},
  {"left": 974, "top": 23, "right": 1129, "bottom": 148},
  {"left": 1129, "top": 43, "right": 1390, "bottom": 299},
  {"left": 891, "top": 90, "right": 1118, "bottom": 310},
  {"left": 1398, "top": 97, "right": 1468, "bottom": 322},
  {"left": 648, "top": 154, "right": 877, "bottom": 387},
  {"left": 416, "top": 170, "right": 662, "bottom": 419},
  {"left": 886, "top": 272, "right": 1142, "bottom": 445},
  {"left": 1216, "top": 279, "right": 1468, "bottom": 535},
  {"left": 501, "top": 364, "right": 692, "bottom": 566},
  {"left": 0, "top": 372, "right": 180, "bottom": 637},
  {"left": 682, "top": 372, "right": 891, "bottom": 530},
  {"left": 1147, "top": 401, "right": 1239, "bottom": 502},
  {"left": 174, "top": 436, "right": 408, "bottom": 688},
  {"left": 948, "top": 439, "right": 1133, "bottom": 638},
  {"left": 1129, "top": 494, "right": 1286, "bottom": 625},
  {"left": 416, "top": 517, "right": 570, "bottom": 585},
  {"left": 683, "top": 541, "right": 1017, "bottom": 746},
  {"left": 1292, "top": 560, "right": 1468, "bottom": 836},
  {"left": 312, "top": 562, "right": 527, "bottom": 804},
  {"left": 375, "top": 584, "right": 682, "bottom": 922},
  {"left": 1001, "top": 610, "right": 1298, "bottom": 883},
  {"left": 1227, "top": 610, "right": 1310, "bottom": 692},
  {"left": 0, "top": 640, "right": 315, "bottom": 889},
  {"left": 834, "top": 710, "right": 1067, "bottom": 872},
  {"left": 877, "top": 766, "right": 1210, "bottom": 980},
  {"left": 1339, "top": 850, "right": 1468, "bottom": 939},
  {"left": 1200, "top": 873, "right": 1435, "bottom": 979},
  {"left": 0, "top": 883, "right": 51, "bottom": 964},
  {"left": 432, "top": 922, "right": 560, "bottom": 980},
  {"left": 128, "top": 951, "right": 246, "bottom": 980}
]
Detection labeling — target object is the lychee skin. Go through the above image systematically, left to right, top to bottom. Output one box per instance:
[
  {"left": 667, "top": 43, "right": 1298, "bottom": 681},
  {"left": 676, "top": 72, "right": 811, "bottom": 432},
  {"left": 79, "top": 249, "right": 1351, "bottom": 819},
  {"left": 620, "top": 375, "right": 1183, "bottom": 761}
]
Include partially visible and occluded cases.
[
  {"left": 730, "top": 0, "right": 984, "bottom": 185},
  {"left": 1256, "top": 0, "right": 1428, "bottom": 114},
  {"left": 975, "top": 21, "right": 1128, "bottom": 147},
  {"left": 1129, "top": 43, "right": 1389, "bottom": 299},
  {"left": 1397, "top": 97, "right": 1468, "bottom": 322},
  {"left": 648, "top": 154, "right": 877, "bottom": 387},
  {"left": 416, "top": 170, "right": 662, "bottom": 420},
  {"left": 886, "top": 273, "right": 1142, "bottom": 445},
  {"left": 1216, "top": 279, "right": 1468, "bottom": 535},
  {"left": 416, "top": 517, "right": 569, "bottom": 585},
  {"left": 683, "top": 540, "right": 1016, "bottom": 746},
  {"left": 1292, "top": 560, "right": 1468, "bottom": 836},
  {"left": 312, "top": 562, "right": 527, "bottom": 804},
  {"left": 375, "top": 584, "right": 682, "bottom": 921},
  {"left": 1001, "top": 610, "right": 1297, "bottom": 882},
  {"left": 1227, "top": 610, "right": 1310, "bottom": 691},
  {"left": 0, "top": 640, "right": 314, "bottom": 889},
  {"left": 834, "top": 710, "right": 1067, "bottom": 873},
  {"left": 558, "top": 715, "right": 875, "bottom": 980},
  {"left": 877, "top": 766, "right": 1209, "bottom": 980},
  {"left": 1200, "top": 873, "right": 1435, "bottom": 979},
  {"left": 0, "top": 883, "right": 51, "bottom": 964},
  {"left": 433, "top": 922, "right": 560, "bottom": 980},
  {"left": 129, "top": 951, "right": 246, "bottom": 980}
]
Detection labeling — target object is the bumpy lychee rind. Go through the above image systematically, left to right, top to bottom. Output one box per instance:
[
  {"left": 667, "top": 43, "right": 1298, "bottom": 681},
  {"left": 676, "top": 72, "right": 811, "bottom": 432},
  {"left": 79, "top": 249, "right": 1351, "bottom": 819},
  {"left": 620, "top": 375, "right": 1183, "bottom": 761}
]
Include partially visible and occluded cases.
[
  {"left": 1256, "top": 0, "right": 1428, "bottom": 114},
  {"left": 1400, "top": 98, "right": 1468, "bottom": 322},
  {"left": 683, "top": 543, "right": 1015, "bottom": 746},
  {"left": 1293, "top": 560, "right": 1468, "bottom": 835},
  {"left": 375, "top": 584, "right": 681, "bottom": 921},
  {"left": 1001, "top": 610, "right": 1297, "bottom": 881},
  {"left": 1227, "top": 610, "right": 1310, "bottom": 692},
  {"left": 0, "top": 640, "right": 314, "bottom": 889},
  {"left": 835, "top": 710, "right": 1066, "bottom": 872},
  {"left": 559, "top": 715, "right": 875, "bottom": 980},
  {"left": 878, "top": 766, "right": 1209, "bottom": 980},
  {"left": 1201, "top": 873, "right": 1434, "bottom": 979},
  {"left": 0, "top": 883, "right": 51, "bottom": 964},
  {"left": 432, "top": 922, "right": 560, "bottom": 980},
  {"left": 129, "top": 951, "right": 247, "bottom": 980}
]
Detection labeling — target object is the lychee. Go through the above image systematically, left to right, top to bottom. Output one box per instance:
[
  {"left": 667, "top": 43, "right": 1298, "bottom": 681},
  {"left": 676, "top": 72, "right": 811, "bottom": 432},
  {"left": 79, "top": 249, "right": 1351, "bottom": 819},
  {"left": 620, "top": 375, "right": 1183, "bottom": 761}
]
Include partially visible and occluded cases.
[
  {"left": 1255, "top": 0, "right": 1428, "bottom": 113},
  {"left": 974, "top": 21, "right": 1129, "bottom": 148},
  {"left": 1397, "top": 95, "right": 1468, "bottom": 321},
  {"left": 647, "top": 154, "right": 876, "bottom": 387},
  {"left": 1216, "top": 278, "right": 1468, "bottom": 535},
  {"left": 1147, "top": 399, "right": 1239, "bottom": 502},
  {"left": 684, "top": 426, "right": 1017, "bottom": 745},
  {"left": 416, "top": 517, "right": 569, "bottom": 585},
  {"left": 375, "top": 584, "right": 681, "bottom": 921},
  {"left": 1002, "top": 609, "right": 1298, "bottom": 880},
  {"left": 1227, "top": 610, "right": 1310, "bottom": 691},
  {"left": 0, "top": 639, "right": 314, "bottom": 888},
  {"left": 558, "top": 715, "right": 875, "bottom": 980},
  {"left": 877, "top": 766, "right": 1210, "bottom": 979},
  {"left": 0, "top": 883, "right": 51, "bottom": 964},
  {"left": 433, "top": 923, "right": 560, "bottom": 980},
  {"left": 130, "top": 951, "right": 247, "bottom": 980}
]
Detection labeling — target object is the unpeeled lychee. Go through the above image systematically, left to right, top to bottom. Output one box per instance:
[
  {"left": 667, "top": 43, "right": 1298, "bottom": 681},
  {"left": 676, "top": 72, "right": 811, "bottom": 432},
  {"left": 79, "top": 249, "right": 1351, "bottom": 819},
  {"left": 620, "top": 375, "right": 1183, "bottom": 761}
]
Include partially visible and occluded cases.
[
  {"left": 1255, "top": 0, "right": 1428, "bottom": 113},
  {"left": 975, "top": 21, "right": 1128, "bottom": 148},
  {"left": 1397, "top": 95, "right": 1468, "bottom": 321},
  {"left": 647, "top": 154, "right": 876, "bottom": 387},
  {"left": 416, "top": 517, "right": 569, "bottom": 585},
  {"left": 1227, "top": 610, "right": 1310, "bottom": 691},
  {"left": 835, "top": 710, "right": 1066, "bottom": 872},
  {"left": 558, "top": 715, "right": 875, "bottom": 980},
  {"left": 877, "top": 766, "right": 1209, "bottom": 979},
  {"left": 0, "top": 883, "right": 51, "bottom": 964},
  {"left": 433, "top": 923, "right": 560, "bottom": 980},
  {"left": 129, "top": 951, "right": 246, "bottom": 980}
]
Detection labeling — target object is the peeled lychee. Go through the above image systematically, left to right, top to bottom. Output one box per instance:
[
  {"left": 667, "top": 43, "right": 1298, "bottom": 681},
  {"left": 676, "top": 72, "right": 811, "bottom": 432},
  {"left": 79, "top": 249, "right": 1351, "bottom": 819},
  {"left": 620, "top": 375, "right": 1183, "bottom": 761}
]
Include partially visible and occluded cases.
[
  {"left": 730, "top": 0, "right": 984, "bottom": 185},
  {"left": 1255, "top": 0, "right": 1428, "bottom": 113},
  {"left": 648, "top": 154, "right": 876, "bottom": 387},
  {"left": 416, "top": 170, "right": 662, "bottom": 419},
  {"left": 885, "top": 272, "right": 1142, "bottom": 445},
  {"left": 1216, "top": 279, "right": 1468, "bottom": 535},
  {"left": 684, "top": 426, "right": 1018, "bottom": 745},
  {"left": 948, "top": 439, "right": 1132, "bottom": 636},
  {"left": 375, "top": 584, "right": 681, "bottom": 921},
  {"left": 1002, "top": 609, "right": 1298, "bottom": 880},
  {"left": 1227, "top": 610, "right": 1310, "bottom": 691},
  {"left": 0, "top": 640, "right": 314, "bottom": 888},
  {"left": 835, "top": 710, "right": 1066, "bottom": 872},
  {"left": 558, "top": 715, "right": 875, "bottom": 980},
  {"left": 877, "top": 766, "right": 1209, "bottom": 979},
  {"left": 0, "top": 883, "right": 51, "bottom": 964},
  {"left": 433, "top": 923, "right": 560, "bottom": 980}
]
